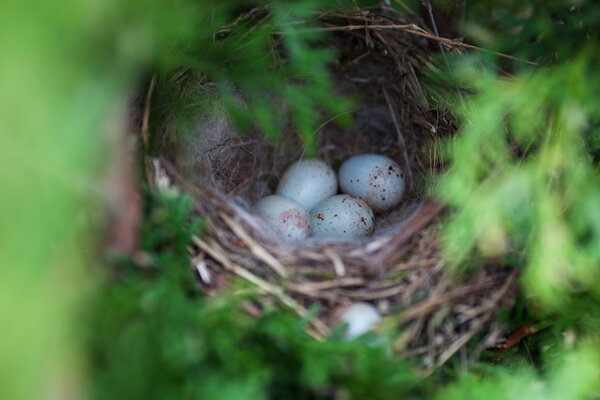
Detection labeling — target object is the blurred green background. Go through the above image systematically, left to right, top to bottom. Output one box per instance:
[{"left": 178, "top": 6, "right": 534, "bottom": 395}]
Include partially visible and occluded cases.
[{"left": 1, "top": 0, "right": 599, "bottom": 399}]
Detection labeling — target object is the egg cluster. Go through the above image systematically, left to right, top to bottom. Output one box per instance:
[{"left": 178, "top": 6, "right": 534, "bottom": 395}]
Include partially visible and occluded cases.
[{"left": 253, "top": 155, "right": 405, "bottom": 243}]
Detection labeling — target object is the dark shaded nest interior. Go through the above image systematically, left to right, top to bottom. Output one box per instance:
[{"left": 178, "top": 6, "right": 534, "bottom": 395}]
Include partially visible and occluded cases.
[{"left": 146, "top": 8, "right": 518, "bottom": 369}]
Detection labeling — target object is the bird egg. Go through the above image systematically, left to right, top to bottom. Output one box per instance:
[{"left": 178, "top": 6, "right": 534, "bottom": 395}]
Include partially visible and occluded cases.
[
  {"left": 338, "top": 154, "right": 405, "bottom": 212},
  {"left": 276, "top": 159, "right": 337, "bottom": 211},
  {"left": 253, "top": 195, "right": 311, "bottom": 243},
  {"left": 310, "top": 195, "right": 374, "bottom": 238},
  {"left": 339, "top": 302, "right": 382, "bottom": 339}
]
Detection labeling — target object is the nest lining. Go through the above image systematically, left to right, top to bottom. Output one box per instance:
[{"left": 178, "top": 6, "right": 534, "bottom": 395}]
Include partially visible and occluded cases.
[{"left": 150, "top": 9, "right": 518, "bottom": 368}]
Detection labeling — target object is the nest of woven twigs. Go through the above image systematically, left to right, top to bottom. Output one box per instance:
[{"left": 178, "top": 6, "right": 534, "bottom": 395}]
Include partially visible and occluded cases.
[{"left": 146, "top": 8, "right": 518, "bottom": 369}]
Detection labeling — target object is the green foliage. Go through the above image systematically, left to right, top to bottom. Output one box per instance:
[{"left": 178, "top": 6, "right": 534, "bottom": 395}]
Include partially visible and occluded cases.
[
  {"left": 0, "top": 0, "right": 180, "bottom": 398},
  {"left": 6, "top": 0, "right": 600, "bottom": 398},
  {"left": 149, "top": 0, "right": 352, "bottom": 156},
  {"left": 437, "top": 0, "right": 600, "bottom": 313},
  {"left": 465, "top": 0, "right": 600, "bottom": 67},
  {"left": 0, "top": 1, "right": 349, "bottom": 397},
  {"left": 432, "top": 1, "right": 600, "bottom": 398},
  {"left": 90, "top": 192, "right": 427, "bottom": 400},
  {"left": 436, "top": 340, "right": 600, "bottom": 400}
]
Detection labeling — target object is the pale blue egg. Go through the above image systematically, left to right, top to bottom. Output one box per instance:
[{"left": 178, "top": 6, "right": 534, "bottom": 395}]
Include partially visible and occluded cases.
[
  {"left": 338, "top": 154, "right": 405, "bottom": 212},
  {"left": 276, "top": 159, "right": 337, "bottom": 211},
  {"left": 254, "top": 195, "right": 311, "bottom": 243},
  {"left": 310, "top": 195, "right": 374, "bottom": 238},
  {"left": 340, "top": 302, "right": 382, "bottom": 339}
]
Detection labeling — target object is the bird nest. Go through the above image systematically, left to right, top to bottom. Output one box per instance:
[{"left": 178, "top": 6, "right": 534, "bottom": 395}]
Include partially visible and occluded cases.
[{"left": 144, "top": 8, "right": 518, "bottom": 369}]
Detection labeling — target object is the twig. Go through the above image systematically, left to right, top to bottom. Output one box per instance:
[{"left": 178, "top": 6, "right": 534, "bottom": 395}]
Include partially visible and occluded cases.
[
  {"left": 392, "top": 0, "right": 429, "bottom": 28},
  {"left": 422, "top": 0, "right": 465, "bottom": 107},
  {"left": 280, "top": 23, "right": 537, "bottom": 66},
  {"left": 141, "top": 74, "right": 156, "bottom": 150},
  {"left": 382, "top": 86, "right": 414, "bottom": 188},
  {"left": 368, "top": 200, "right": 444, "bottom": 270},
  {"left": 220, "top": 212, "right": 289, "bottom": 278},
  {"left": 192, "top": 235, "right": 330, "bottom": 338},
  {"left": 325, "top": 249, "right": 346, "bottom": 277},
  {"left": 401, "top": 261, "right": 443, "bottom": 303},
  {"left": 457, "top": 270, "right": 517, "bottom": 322},
  {"left": 397, "top": 276, "right": 499, "bottom": 324},
  {"left": 287, "top": 277, "right": 365, "bottom": 293},
  {"left": 435, "top": 315, "right": 490, "bottom": 368},
  {"left": 492, "top": 322, "right": 540, "bottom": 354}
]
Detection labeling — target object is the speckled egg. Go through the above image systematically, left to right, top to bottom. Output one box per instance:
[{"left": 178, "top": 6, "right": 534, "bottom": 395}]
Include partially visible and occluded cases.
[
  {"left": 338, "top": 154, "right": 405, "bottom": 212},
  {"left": 276, "top": 159, "right": 337, "bottom": 211},
  {"left": 253, "top": 195, "right": 311, "bottom": 243},
  {"left": 310, "top": 195, "right": 374, "bottom": 238},
  {"left": 339, "top": 302, "right": 382, "bottom": 339}
]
